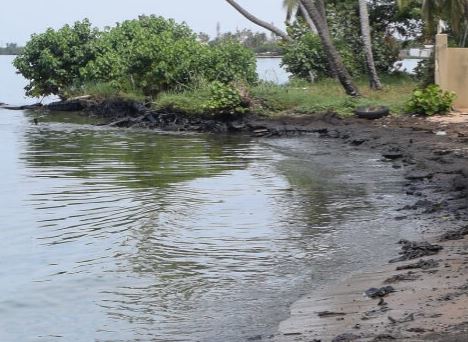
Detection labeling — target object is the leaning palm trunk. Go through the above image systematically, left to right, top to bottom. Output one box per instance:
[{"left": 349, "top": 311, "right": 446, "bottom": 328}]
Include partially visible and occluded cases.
[
  {"left": 225, "top": 0, "right": 292, "bottom": 41},
  {"left": 300, "top": 0, "right": 360, "bottom": 96},
  {"left": 358, "top": 0, "right": 382, "bottom": 90},
  {"left": 299, "top": 2, "right": 318, "bottom": 33}
]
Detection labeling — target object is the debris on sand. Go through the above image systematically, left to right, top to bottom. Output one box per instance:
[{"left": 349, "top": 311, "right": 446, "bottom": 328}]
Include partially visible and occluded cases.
[
  {"left": 440, "top": 226, "right": 468, "bottom": 241},
  {"left": 389, "top": 240, "right": 443, "bottom": 263},
  {"left": 396, "top": 259, "right": 439, "bottom": 270},
  {"left": 384, "top": 272, "right": 421, "bottom": 284},
  {"left": 365, "top": 286, "right": 396, "bottom": 298},
  {"left": 317, "top": 311, "right": 347, "bottom": 317},
  {"left": 388, "top": 313, "right": 414, "bottom": 324},
  {"left": 332, "top": 333, "right": 361, "bottom": 342}
]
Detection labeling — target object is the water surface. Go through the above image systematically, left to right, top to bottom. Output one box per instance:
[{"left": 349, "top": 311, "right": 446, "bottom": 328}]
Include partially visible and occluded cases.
[{"left": 0, "top": 55, "right": 417, "bottom": 342}]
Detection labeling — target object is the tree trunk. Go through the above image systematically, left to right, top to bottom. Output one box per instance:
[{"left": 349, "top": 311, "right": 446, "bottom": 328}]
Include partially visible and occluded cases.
[
  {"left": 225, "top": 0, "right": 292, "bottom": 41},
  {"left": 300, "top": 0, "right": 360, "bottom": 96},
  {"left": 358, "top": 0, "right": 383, "bottom": 90},
  {"left": 298, "top": 2, "right": 317, "bottom": 34}
]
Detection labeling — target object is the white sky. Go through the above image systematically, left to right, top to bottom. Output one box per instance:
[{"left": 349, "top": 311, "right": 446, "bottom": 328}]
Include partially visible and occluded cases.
[{"left": 0, "top": 0, "right": 286, "bottom": 45}]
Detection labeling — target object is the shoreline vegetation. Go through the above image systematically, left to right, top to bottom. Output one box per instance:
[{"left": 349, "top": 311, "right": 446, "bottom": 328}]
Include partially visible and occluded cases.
[{"left": 6, "top": 7, "right": 468, "bottom": 341}]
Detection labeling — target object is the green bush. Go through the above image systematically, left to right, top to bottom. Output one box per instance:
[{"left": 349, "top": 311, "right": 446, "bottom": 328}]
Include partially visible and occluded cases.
[
  {"left": 15, "top": 16, "right": 257, "bottom": 98},
  {"left": 80, "top": 16, "right": 205, "bottom": 96},
  {"left": 13, "top": 19, "right": 98, "bottom": 97},
  {"left": 201, "top": 40, "right": 257, "bottom": 84},
  {"left": 156, "top": 81, "right": 250, "bottom": 117},
  {"left": 203, "top": 81, "right": 248, "bottom": 115},
  {"left": 405, "top": 85, "right": 455, "bottom": 115}
]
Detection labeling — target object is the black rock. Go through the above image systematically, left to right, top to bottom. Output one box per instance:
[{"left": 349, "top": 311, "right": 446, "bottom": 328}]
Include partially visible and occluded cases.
[
  {"left": 47, "top": 100, "right": 84, "bottom": 112},
  {"left": 383, "top": 151, "right": 403, "bottom": 160},
  {"left": 365, "top": 286, "right": 396, "bottom": 298}
]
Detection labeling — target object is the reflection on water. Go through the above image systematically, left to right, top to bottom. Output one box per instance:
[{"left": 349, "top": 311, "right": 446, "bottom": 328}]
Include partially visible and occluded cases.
[{"left": 0, "top": 111, "right": 416, "bottom": 342}]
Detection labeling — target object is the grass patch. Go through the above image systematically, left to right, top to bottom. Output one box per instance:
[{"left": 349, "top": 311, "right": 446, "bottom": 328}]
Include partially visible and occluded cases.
[
  {"left": 251, "top": 74, "right": 417, "bottom": 117},
  {"left": 70, "top": 75, "right": 417, "bottom": 119},
  {"left": 64, "top": 82, "right": 146, "bottom": 102},
  {"left": 155, "top": 88, "right": 210, "bottom": 116}
]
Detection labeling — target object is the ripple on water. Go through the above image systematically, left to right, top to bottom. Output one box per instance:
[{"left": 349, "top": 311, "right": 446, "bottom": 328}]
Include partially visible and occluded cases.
[{"left": 0, "top": 116, "right": 418, "bottom": 342}]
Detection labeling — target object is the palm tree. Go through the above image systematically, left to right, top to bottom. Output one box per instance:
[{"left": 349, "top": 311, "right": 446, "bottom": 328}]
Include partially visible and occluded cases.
[
  {"left": 225, "top": 0, "right": 292, "bottom": 41},
  {"left": 226, "top": 0, "right": 360, "bottom": 96},
  {"left": 283, "top": 0, "right": 317, "bottom": 32},
  {"left": 284, "top": 0, "right": 381, "bottom": 89},
  {"left": 299, "top": 0, "right": 360, "bottom": 96},
  {"left": 358, "top": 0, "right": 382, "bottom": 89},
  {"left": 398, "top": 0, "right": 468, "bottom": 45}
]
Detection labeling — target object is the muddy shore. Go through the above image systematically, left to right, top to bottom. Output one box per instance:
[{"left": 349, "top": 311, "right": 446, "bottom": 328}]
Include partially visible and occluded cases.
[
  {"left": 7, "top": 99, "right": 468, "bottom": 341},
  {"left": 267, "top": 113, "right": 468, "bottom": 342}
]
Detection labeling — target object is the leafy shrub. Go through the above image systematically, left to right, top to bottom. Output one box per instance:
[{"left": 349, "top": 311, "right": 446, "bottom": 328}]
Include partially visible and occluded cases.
[
  {"left": 15, "top": 16, "right": 258, "bottom": 98},
  {"left": 80, "top": 16, "right": 205, "bottom": 95},
  {"left": 13, "top": 19, "right": 98, "bottom": 97},
  {"left": 200, "top": 40, "right": 257, "bottom": 84},
  {"left": 156, "top": 81, "right": 250, "bottom": 117},
  {"left": 203, "top": 81, "right": 248, "bottom": 115},
  {"left": 405, "top": 85, "right": 455, "bottom": 115}
]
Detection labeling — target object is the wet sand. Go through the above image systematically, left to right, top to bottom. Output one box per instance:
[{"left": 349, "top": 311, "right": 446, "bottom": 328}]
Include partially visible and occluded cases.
[{"left": 270, "top": 113, "right": 468, "bottom": 342}]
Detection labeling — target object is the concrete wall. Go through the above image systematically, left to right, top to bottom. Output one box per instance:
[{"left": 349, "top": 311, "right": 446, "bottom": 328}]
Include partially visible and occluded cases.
[{"left": 435, "top": 34, "right": 468, "bottom": 109}]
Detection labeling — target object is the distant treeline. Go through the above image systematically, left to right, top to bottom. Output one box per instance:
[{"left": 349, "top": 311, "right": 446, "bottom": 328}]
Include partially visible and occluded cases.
[
  {"left": 199, "top": 29, "right": 283, "bottom": 56},
  {"left": 0, "top": 43, "right": 23, "bottom": 55}
]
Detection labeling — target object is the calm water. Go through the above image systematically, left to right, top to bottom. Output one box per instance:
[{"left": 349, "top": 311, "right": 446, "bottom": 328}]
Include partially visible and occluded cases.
[
  {"left": 0, "top": 56, "right": 418, "bottom": 342},
  {"left": 256, "top": 57, "right": 420, "bottom": 84},
  {"left": 256, "top": 58, "right": 291, "bottom": 84}
]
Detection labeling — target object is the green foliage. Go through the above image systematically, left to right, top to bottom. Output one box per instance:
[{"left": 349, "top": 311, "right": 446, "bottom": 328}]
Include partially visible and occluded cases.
[
  {"left": 282, "top": 1, "right": 401, "bottom": 81},
  {"left": 15, "top": 16, "right": 257, "bottom": 98},
  {"left": 81, "top": 16, "right": 203, "bottom": 95},
  {"left": 13, "top": 19, "right": 98, "bottom": 97},
  {"left": 282, "top": 26, "right": 329, "bottom": 80},
  {"left": 210, "top": 29, "right": 283, "bottom": 55},
  {"left": 201, "top": 40, "right": 257, "bottom": 84},
  {"left": 413, "top": 53, "right": 435, "bottom": 87},
  {"left": 155, "top": 80, "right": 249, "bottom": 117},
  {"left": 203, "top": 81, "right": 247, "bottom": 115},
  {"left": 64, "top": 82, "right": 145, "bottom": 102},
  {"left": 405, "top": 84, "right": 455, "bottom": 115}
]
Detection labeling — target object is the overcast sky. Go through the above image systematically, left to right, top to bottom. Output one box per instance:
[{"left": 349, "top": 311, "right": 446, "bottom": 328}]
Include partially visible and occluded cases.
[{"left": 0, "top": 0, "right": 286, "bottom": 45}]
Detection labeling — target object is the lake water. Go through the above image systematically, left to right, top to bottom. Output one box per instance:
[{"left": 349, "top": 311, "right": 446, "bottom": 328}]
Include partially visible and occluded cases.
[
  {"left": 0, "top": 56, "right": 418, "bottom": 341},
  {"left": 256, "top": 57, "right": 421, "bottom": 84},
  {"left": 256, "top": 57, "right": 291, "bottom": 84}
]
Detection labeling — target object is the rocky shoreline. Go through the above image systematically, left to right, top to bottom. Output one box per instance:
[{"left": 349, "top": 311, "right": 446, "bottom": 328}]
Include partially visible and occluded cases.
[{"left": 4, "top": 98, "right": 468, "bottom": 341}]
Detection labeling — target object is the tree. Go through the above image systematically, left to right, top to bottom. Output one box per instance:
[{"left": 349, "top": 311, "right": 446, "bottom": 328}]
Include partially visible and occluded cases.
[
  {"left": 225, "top": 0, "right": 292, "bottom": 41},
  {"left": 226, "top": 0, "right": 360, "bottom": 96},
  {"left": 300, "top": 0, "right": 360, "bottom": 96},
  {"left": 358, "top": 0, "right": 382, "bottom": 89},
  {"left": 398, "top": 0, "right": 468, "bottom": 46},
  {"left": 15, "top": 16, "right": 258, "bottom": 98},
  {"left": 13, "top": 19, "right": 99, "bottom": 97}
]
